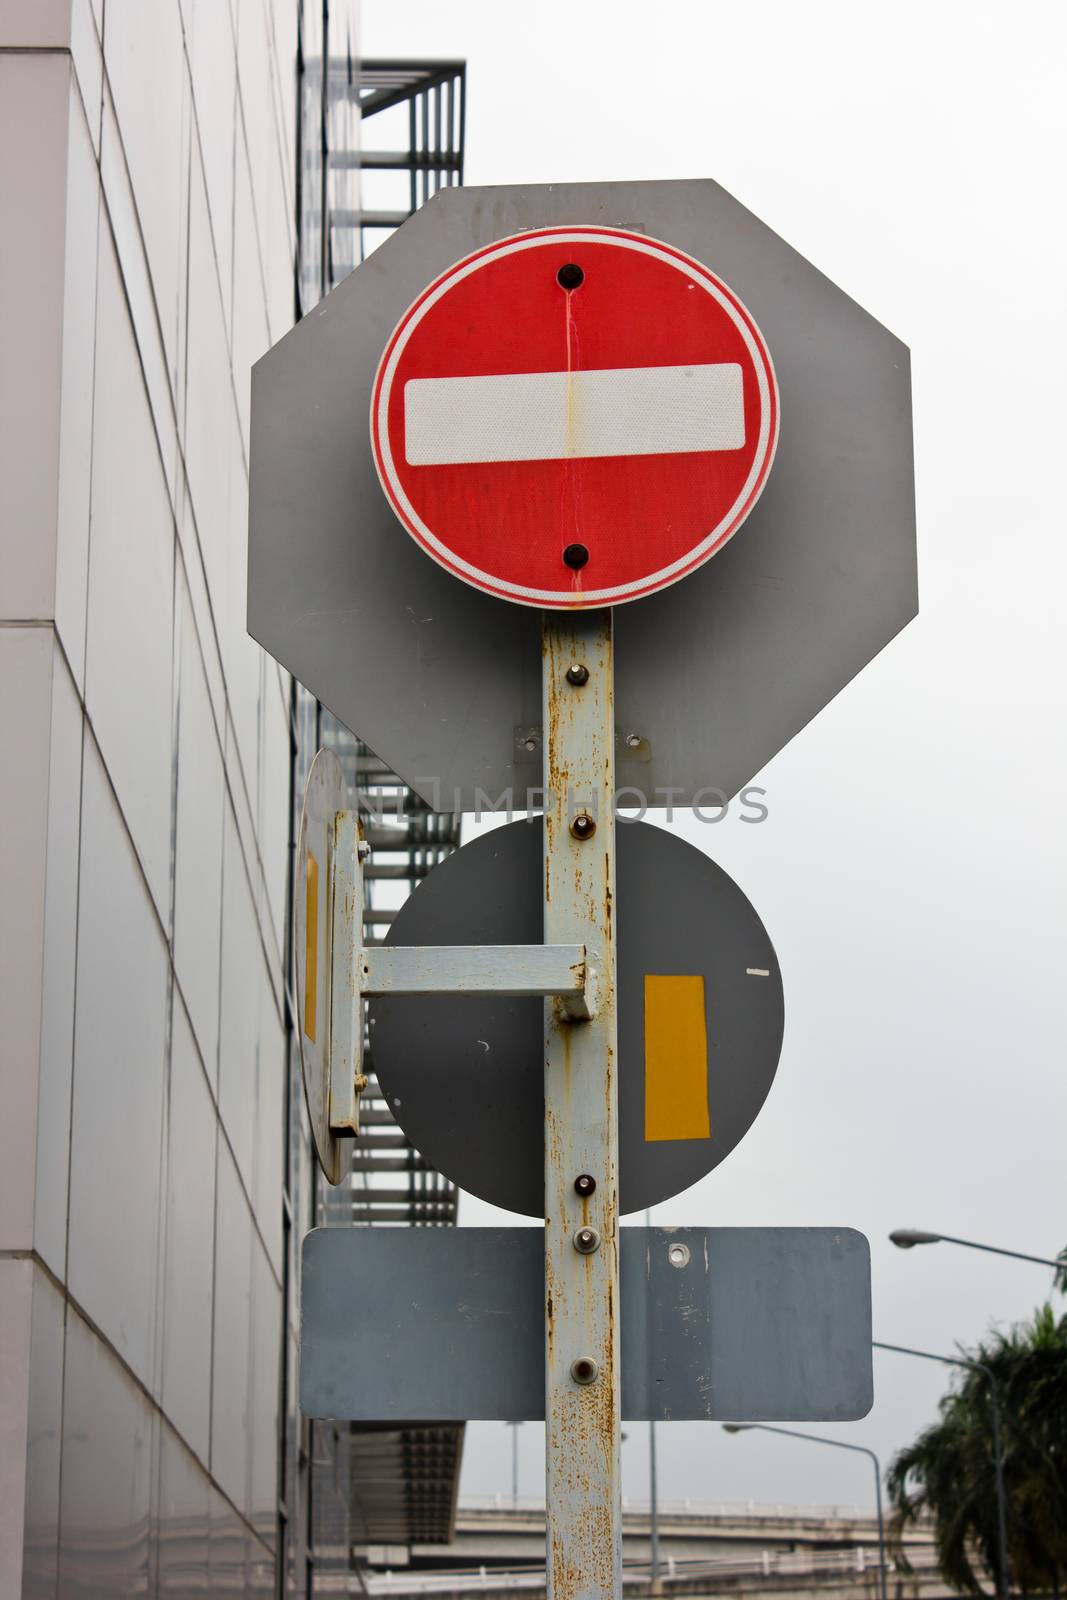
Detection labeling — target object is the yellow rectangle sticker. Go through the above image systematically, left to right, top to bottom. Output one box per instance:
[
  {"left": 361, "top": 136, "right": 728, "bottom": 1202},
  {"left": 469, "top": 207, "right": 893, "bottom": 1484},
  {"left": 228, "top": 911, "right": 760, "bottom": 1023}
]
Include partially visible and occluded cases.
[
  {"left": 304, "top": 852, "right": 318, "bottom": 1042},
  {"left": 644, "top": 974, "right": 710, "bottom": 1142}
]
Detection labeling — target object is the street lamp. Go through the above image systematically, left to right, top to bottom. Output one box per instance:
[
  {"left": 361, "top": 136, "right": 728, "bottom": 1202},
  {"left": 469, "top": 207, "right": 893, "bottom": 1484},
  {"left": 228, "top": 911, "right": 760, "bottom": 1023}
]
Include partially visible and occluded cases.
[
  {"left": 889, "top": 1229, "right": 1061, "bottom": 1270},
  {"left": 873, "top": 1341, "right": 1010, "bottom": 1600},
  {"left": 722, "top": 1422, "right": 887, "bottom": 1600}
]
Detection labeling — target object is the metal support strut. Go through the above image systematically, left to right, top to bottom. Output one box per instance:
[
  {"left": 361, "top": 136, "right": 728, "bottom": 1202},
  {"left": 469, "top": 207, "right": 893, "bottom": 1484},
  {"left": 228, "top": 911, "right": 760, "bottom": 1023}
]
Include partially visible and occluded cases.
[{"left": 543, "top": 611, "right": 622, "bottom": 1600}]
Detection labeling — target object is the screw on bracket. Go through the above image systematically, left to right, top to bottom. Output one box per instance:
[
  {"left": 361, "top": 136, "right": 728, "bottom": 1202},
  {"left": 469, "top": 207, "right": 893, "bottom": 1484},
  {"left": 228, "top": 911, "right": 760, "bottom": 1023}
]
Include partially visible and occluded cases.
[
  {"left": 566, "top": 663, "right": 590, "bottom": 687},
  {"left": 570, "top": 812, "right": 596, "bottom": 841},
  {"left": 574, "top": 1173, "right": 597, "bottom": 1197},
  {"left": 573, "top": 1226, "right": 601, "bottom": 1255},
  {"left": 570, "top": 1355, "right": 599, "bottom": 1385}
]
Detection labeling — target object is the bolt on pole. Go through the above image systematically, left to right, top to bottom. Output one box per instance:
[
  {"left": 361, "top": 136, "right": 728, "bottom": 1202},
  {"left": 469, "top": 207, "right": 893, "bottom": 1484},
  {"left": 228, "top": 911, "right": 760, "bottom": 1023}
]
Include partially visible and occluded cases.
[{"left": 542, "top": 610, "right": 622, "bottom": 1599}]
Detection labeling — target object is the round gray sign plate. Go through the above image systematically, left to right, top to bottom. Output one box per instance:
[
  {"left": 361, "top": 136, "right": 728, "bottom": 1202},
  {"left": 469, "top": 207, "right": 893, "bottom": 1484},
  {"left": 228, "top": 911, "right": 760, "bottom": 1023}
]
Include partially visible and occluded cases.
[
  {"left": 296, "top": 748, "right": 350, "bottom": 1185},
  {"left": 371, "top": 819, "right": 784, "bottom": 1216}
]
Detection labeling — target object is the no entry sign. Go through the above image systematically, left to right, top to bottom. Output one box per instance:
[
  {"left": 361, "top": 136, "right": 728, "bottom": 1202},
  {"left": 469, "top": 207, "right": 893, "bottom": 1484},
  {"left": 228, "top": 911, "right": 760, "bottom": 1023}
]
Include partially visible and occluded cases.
[{"left": 371, "top": 226, "right": 779, "bottom": 608}]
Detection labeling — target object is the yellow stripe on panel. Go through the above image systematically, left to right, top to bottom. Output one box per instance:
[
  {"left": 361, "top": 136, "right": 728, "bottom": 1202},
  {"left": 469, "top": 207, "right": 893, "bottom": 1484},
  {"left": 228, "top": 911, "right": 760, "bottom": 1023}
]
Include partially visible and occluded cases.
[
  {"left": 304, "top": 852, "right": 319, "bottom": 1041},
  {"left": 644, "top": 974, "right": 710, "bottom": 1142}
]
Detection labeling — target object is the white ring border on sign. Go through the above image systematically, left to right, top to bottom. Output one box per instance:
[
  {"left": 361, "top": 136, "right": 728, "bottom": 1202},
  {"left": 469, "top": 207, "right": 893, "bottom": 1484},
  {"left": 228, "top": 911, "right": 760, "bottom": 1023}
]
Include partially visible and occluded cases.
[{"left": 371, "top": 226, "right": 779, "bottom": 608}]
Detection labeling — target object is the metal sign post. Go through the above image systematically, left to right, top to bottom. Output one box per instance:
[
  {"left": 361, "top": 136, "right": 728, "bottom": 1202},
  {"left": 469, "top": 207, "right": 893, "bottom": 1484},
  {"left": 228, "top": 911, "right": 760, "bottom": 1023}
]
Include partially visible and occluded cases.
[{"left": 542, "top": 612, "right": 621, "bottom": 1599}]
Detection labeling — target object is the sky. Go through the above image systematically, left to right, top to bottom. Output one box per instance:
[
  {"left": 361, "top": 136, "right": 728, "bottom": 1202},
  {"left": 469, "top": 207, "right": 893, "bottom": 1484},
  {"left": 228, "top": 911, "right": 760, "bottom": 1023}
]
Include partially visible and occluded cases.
[{"left": 359, "top": 0, "right": 1067, "bottom": 1512}]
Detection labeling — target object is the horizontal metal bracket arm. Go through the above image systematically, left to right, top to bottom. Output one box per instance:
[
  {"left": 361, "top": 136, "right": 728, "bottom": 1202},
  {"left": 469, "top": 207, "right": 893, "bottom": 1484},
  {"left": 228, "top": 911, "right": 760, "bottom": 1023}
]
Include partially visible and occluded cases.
[
  {"left": 299, "top": 785, "right": 601, "bottom": 1165},
  {"left": 361, "top": 942, "right": 592, "bottom": 1019}
]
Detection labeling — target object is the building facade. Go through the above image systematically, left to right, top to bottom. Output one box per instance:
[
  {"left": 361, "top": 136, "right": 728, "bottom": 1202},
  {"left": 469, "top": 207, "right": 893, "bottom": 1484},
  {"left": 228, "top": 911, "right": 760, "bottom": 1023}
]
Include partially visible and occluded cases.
[
  {"left": 1, "top": 1, "right": 471, "bottom": 1592},
  {"left": 2, "top": 1, "right": 306, "bottom": 1591}
]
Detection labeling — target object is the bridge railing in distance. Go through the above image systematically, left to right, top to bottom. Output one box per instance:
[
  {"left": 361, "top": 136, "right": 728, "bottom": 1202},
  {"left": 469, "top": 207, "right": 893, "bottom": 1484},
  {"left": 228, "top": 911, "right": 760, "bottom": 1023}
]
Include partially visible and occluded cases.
[
  {"left": 458, "top": 1494, "right": 887, "bottom": 1521},
  {"left": 360, "top": 1544, "right": 945, "bottom": 1596}
]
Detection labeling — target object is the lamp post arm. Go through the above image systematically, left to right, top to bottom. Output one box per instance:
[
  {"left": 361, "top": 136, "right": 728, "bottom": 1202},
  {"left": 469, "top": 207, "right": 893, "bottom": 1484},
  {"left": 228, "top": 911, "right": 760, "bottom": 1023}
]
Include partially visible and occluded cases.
[
  {"left": 935, "top": 1233, "right": 1061, "bottom": 1270},
  {"left": 875, "top": 1340, "right": 992, "bottom": 1381},
  {"left": 735, "top": 1422, "right": 876, "bottom": 1466},
  {"left": 729, "top": 1424, "right": 886, "bottom": 1600}
]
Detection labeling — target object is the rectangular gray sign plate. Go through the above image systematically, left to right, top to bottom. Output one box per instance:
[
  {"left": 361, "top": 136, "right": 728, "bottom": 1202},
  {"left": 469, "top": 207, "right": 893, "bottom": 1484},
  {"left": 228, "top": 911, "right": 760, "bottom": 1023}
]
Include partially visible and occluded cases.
[{"left": 300, "top": 1226, "right": 872, "bottom": 1423}]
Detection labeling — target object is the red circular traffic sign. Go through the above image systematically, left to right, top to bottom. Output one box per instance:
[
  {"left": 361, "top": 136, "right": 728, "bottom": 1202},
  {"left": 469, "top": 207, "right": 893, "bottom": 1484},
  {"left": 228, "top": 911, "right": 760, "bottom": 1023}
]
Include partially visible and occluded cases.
[{"left": 371, "top": 226, "right": 778, "bottom": 609}]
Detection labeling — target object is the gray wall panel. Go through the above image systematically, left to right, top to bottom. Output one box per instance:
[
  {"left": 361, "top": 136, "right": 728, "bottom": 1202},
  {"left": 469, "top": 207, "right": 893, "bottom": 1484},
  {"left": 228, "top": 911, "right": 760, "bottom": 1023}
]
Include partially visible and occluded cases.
[
  {"left": 68, "top": 740, "right": 168, "bottom": 1389},
  {"left": 161, "top": 999, "right": 218, "bottom": 1466},
  {"left": 211, "top": 1145, "right": 254, "bottom": 1517},
  {"left": 58, "top": 1313, "right": 154, "bottom": 1597},
  {"left": 157, "top": 1425, "right": 211, "bottom": 1598}
]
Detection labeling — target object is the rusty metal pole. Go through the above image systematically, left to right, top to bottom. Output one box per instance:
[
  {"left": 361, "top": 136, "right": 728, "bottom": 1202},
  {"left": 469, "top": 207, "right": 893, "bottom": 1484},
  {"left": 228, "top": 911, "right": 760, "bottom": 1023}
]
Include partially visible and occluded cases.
[{"left": 542, "top": 610, "right": 622, "bottom": 1600}]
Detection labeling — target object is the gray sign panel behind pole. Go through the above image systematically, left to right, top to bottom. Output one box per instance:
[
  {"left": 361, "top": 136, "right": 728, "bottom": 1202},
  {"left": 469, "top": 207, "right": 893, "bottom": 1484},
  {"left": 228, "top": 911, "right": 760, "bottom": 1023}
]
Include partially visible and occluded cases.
[{"left": 300, "top": 1227, "right": 873, "bottom": 1423}]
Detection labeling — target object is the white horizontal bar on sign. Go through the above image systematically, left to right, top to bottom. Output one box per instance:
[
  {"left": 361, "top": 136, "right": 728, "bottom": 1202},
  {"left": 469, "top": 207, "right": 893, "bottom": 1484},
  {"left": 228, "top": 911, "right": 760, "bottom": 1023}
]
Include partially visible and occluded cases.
[
  {"left": 403, "top": 363, "right": 745, "bottom": 465},
  {"left": 360, "top": 943, "right": 587, "bottom": 999}
]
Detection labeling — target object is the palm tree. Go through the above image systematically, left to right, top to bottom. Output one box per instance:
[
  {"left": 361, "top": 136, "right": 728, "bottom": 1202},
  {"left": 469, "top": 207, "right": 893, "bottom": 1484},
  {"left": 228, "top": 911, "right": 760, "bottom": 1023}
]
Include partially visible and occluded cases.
[{"left": 887, "top": 1306, "right": 1067, "bottom": 1596}]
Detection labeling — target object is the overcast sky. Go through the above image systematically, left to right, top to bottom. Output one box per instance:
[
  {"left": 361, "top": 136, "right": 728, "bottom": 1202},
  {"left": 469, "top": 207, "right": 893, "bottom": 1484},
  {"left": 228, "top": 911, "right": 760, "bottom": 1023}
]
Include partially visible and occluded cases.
[{"left": 360, "top": 0, "right": 1067, "bottom": 1511}]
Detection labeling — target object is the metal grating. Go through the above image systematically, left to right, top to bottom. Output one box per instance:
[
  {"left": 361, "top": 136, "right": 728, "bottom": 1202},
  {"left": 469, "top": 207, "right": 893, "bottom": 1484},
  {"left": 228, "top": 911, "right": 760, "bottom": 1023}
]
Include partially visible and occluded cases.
[
  {"left": 292, "top": 21, "right": 469, "bottom": 1579},
  {"left": 300, "top": 51, "right": 466, "bottom": 300},
  {"left": 340, "top": 59, "right": 466, "bottom": 245},
  {"left": 317, "top": 715, "right": 462, "bottom": 1232},
  {"left": 349, "top": 1426, "right": 465, "bottom": 1546}
]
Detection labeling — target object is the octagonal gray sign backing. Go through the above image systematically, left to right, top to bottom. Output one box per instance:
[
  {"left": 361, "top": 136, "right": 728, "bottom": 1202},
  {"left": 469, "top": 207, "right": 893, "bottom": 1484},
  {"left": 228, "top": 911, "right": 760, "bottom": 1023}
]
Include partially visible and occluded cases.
[{"left": 249, "top": 178, "right": 916, "bottom": 809}]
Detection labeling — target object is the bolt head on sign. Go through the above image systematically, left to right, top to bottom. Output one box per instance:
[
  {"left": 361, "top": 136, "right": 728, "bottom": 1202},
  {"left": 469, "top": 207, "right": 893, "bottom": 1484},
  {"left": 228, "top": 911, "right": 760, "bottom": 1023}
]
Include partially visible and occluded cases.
[{"left": 370, "top": 226, "right": 779, "bottom": 608}]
